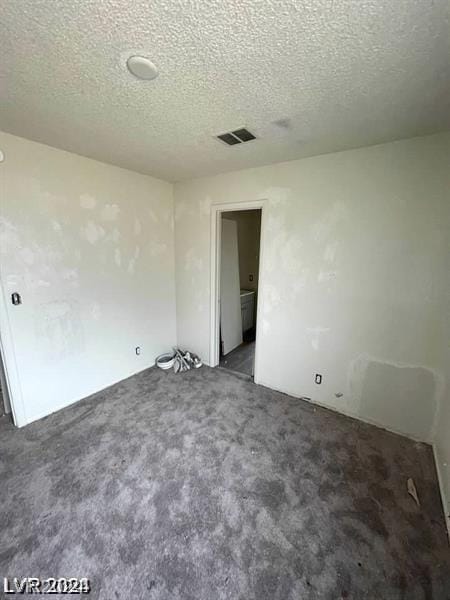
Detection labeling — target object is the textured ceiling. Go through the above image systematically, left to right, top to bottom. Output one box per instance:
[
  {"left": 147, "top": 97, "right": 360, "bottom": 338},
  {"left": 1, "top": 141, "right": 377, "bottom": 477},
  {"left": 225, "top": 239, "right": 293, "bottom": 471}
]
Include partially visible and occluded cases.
[{"left": 1, "top": 0, "right": 449, "bottom": 182}]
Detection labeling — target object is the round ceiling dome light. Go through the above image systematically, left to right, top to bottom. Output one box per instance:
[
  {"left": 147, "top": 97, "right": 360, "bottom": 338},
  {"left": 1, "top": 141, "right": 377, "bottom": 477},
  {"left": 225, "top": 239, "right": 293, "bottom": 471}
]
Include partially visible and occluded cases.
[{"left": 126, "top": 56, "right": 159, "bottom": 80}]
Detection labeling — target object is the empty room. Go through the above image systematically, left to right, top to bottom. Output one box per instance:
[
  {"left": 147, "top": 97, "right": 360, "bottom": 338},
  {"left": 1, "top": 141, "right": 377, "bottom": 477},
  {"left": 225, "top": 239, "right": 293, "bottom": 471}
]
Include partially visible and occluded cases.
[{"left": 0, "top": 1, "right": 449, "bottom": 598}]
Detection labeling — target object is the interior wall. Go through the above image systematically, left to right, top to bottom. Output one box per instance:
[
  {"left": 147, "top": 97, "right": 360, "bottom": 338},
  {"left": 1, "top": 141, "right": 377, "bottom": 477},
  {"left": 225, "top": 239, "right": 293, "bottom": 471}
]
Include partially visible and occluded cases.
[
  {"left": 0, "top": 131, "right": 176, "bottom": 426},
  {"left": 174, "top": 132, "right": 450, "bottom": 444},
  {"left": 224, "top": 210, "right": 261, "bottom": 292}
]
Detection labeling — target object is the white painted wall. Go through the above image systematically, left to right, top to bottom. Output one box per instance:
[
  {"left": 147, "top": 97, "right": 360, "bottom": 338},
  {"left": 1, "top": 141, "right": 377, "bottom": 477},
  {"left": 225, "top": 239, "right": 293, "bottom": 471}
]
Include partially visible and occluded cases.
[
  {"left": 1, "top": 129, "right": 449, "bottom": 524},
  {"left": 0, "top": 131, "right": 176, "bottom": 426},
  {"left": 174, "top": 132, "right": 450, "bottom": 445}
]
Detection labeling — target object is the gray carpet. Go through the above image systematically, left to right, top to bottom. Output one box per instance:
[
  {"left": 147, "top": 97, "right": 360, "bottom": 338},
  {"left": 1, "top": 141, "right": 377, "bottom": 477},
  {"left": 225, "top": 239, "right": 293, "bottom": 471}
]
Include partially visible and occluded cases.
[{"left": 0, "top": 366, "right": 449, "bottom": 599}]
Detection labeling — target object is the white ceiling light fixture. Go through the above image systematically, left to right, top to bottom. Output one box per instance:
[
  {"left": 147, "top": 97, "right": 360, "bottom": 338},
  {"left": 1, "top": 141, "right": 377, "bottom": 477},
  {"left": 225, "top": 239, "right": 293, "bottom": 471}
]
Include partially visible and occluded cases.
[{"left": 126, "top": 56, "right": 159, "bottom": 80}]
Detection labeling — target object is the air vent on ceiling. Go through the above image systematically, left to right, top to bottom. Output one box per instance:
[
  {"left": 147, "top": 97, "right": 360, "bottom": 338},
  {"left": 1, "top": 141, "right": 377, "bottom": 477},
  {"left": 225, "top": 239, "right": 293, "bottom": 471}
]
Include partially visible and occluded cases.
[{"left": 216, "top": 128, "right": 256, "bottom": 146}]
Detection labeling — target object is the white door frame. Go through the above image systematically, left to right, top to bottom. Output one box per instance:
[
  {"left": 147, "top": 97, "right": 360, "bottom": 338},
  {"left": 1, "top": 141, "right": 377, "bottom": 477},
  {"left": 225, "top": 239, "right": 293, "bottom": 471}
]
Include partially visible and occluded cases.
[
  {"left": 209, "top": 200, "right": 267, "bottom": 383},
  {"left": 0, "top": 277, "right": 26, "bottom": 426}
]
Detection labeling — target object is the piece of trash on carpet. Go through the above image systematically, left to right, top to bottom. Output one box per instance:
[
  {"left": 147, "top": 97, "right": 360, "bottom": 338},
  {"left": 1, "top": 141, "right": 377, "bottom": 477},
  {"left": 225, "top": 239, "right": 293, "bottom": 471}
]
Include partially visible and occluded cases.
[{"left": 407, "top": 477, "right": 420, "bottom": 506}]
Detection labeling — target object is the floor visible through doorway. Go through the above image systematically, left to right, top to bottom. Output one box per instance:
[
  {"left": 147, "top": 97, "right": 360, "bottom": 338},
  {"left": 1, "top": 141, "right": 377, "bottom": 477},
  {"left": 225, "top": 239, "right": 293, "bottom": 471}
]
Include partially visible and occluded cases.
[{"left": 220, "top": 341, "right": 255, "bottom": 376}]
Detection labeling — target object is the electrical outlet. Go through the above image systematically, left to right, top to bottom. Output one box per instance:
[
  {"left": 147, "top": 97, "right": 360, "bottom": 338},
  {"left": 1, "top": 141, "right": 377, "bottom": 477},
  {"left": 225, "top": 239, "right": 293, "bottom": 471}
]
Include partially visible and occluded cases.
[
  {"left": 249, "top": 274, "right": 254, "bottom": 282},
  {"left": 135, "top": 346, "right": 141, "bottom": 355},
  {"left": 315, "top": 373, "right": 322, "bottom": 384}
]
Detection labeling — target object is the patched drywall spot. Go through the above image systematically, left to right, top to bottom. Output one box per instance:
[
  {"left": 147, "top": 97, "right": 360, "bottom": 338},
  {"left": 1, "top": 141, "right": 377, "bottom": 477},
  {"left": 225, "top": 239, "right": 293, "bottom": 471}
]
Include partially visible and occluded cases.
[
  {"left": 266, "top": 187, "right": 290, "bottom": 206},
  {"left": 80, "top": 193, "right": 96, "bottom": 209},
  {"left": 199, "top": 198, "right": 210, "bottom": 217},
  {"left": 175, "top": 201, "right": 188, "bottom": 222},
  {"left": 311, "top": 202, "right": 347, "bottom": 243},
  {"left": 101, "top": 204, "right": 120, "bottom": 221},
  {"left": 148, "top": 208, "right": 159, "bottom": 223},
  {"left": 266, "top": 212, "right": 285, "bottom": 236},
  {"left": 0, "top": 217, "right": 20, "bottom": 251},
  {"left": 51, "top": 220, "right": 62, "bottom": 233},
  {"left": 82, "top": 221, "right": 105, "bottom": 244},
  {"left": 106, "top": 228, "right": 121, "bottom": 242},
  {"left": 279, "top": 237, "right": 304, "bottom": 275},
  {"left": 149, "top": 241, "right": 167, "bottom": 257},
  {"left": 324, "top": 242, "right": 338, "bottom": 263},
  {"left": 127, "top": 246, "right": 141, "bottom": 274},
  {"left": 19, "top": 247, "right": 35, "bottom": 265},
  {"left": 184, "top": 247, "right": 203, "bottom": 271},
  {"left": 114, "top": 248, "right": 122, "bottom": 267},
  {"left": 62, "top": 269, "right": 78, "bottom": 285},
  {"left": 317, "top": 270, "right": 337, "bottom": 283},
  {"left": 289, "top": 272, "right": 309, "bottom": 297},
  {"left": 6, "top": 274, "right": 19, "bottom": 287},
  {"left": 262, "top": 284, "right": 281, "bottom": 314},
  {"left": 194, "top": 289, "right": 206, "bottom": 314},
  {"left": 36, "top": 301, "right": 84, "bottom": 360},
  {"left": 91, "top": 303, "right": 101, "bottom": 320},
  {"left": 262, "top": 318, "right": 270, "bottom": 336},
  {"left": 306, "top": 326, "right": 330, "bottom": 351},
  {"left": 349, "top": 355, "right": 438, "bottom": 440},
  {"left": 363, "top": 362, "right": 436, "bottom": 440}
]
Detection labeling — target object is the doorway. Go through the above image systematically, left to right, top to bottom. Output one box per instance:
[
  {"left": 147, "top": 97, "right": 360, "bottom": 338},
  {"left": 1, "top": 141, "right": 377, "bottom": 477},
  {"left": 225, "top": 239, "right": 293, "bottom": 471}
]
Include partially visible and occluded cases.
[
  {"left": 210, "top": 203, "right": 264, "bottom": 379},
  {"left": 0, "top": 351, "right": 12, "bottom": 421}
]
